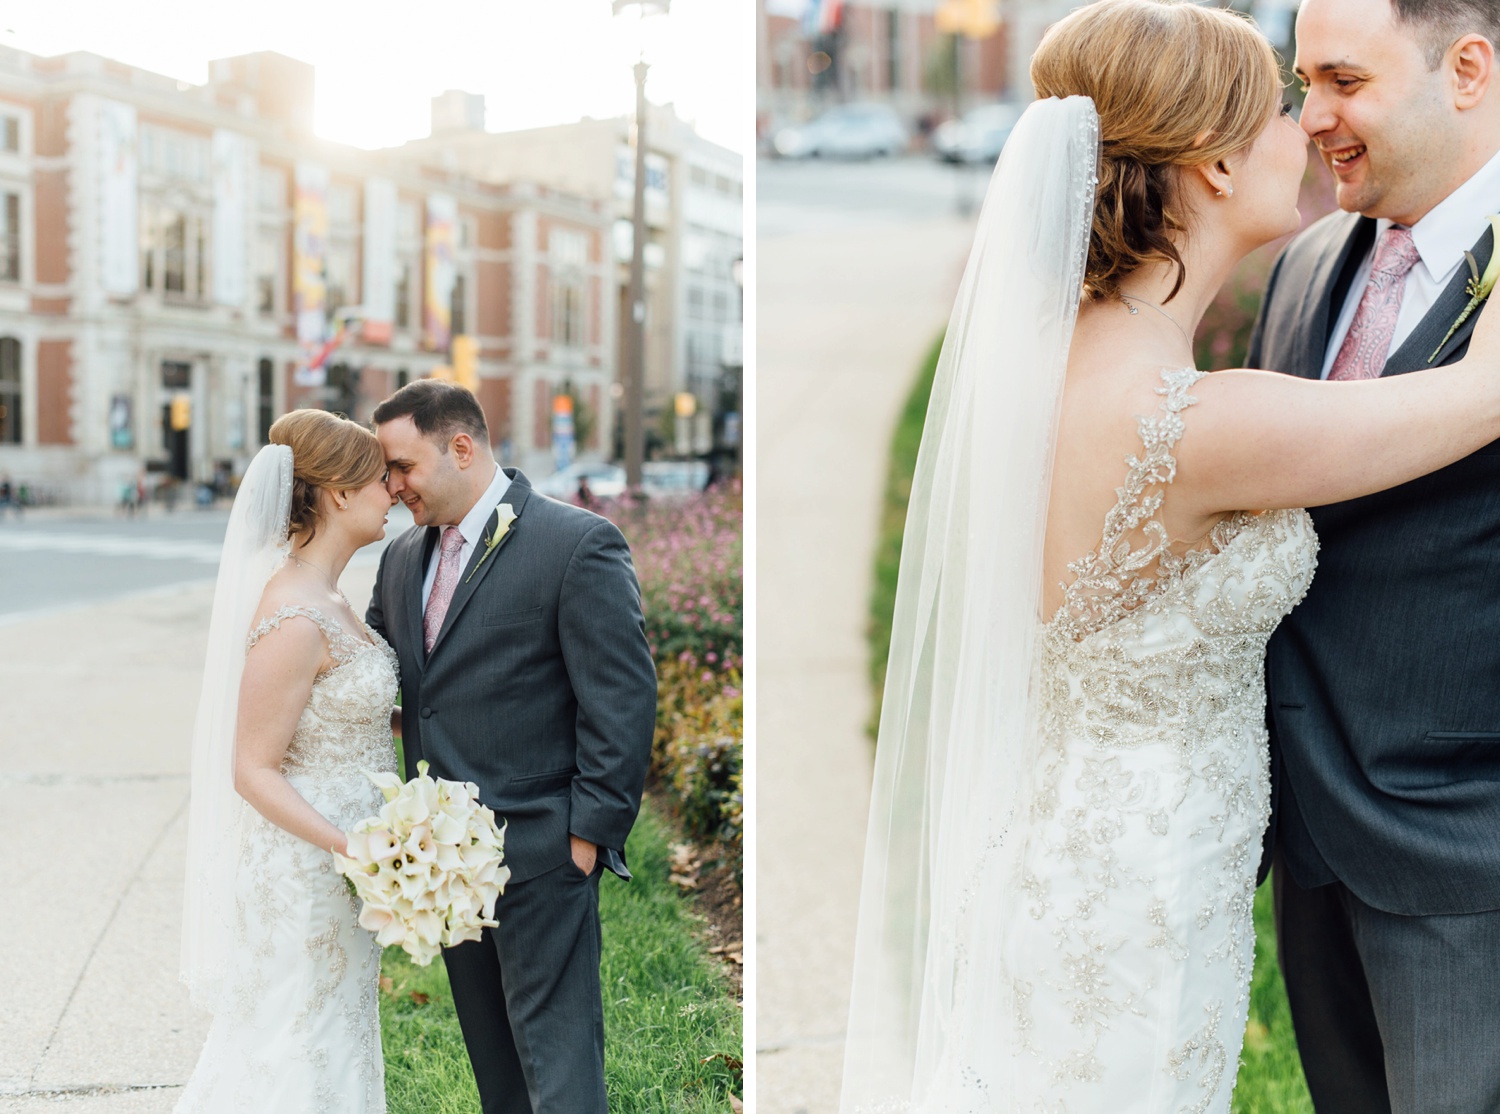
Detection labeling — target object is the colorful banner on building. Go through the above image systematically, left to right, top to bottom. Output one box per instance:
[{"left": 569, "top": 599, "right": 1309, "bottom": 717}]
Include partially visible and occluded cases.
[
  {"left": 97, "top": 98, "right": 138, "bottom": 296},
  {"left": 212, "top": 130, "right": 254, "bottom": 308},
  {"left": 293, "top": 162, "right": 329, "bottom": 343},
  {"left": 362, "top": 178, "right": 397, "bottom": 341},
  {"left": 424, "top": 193, "right": 457, "bottom": 353}
]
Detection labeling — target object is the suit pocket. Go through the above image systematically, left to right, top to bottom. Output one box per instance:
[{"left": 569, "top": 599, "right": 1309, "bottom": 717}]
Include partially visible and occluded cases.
[
  {"left": 483, "top": 605, "right": 543, "bottom": 628},
  {"left": 1378, "top": 731, "right": 1500, "bottom": 791},
  {"left": 508, "top": 768, "right": 575, "bottom": 794}
]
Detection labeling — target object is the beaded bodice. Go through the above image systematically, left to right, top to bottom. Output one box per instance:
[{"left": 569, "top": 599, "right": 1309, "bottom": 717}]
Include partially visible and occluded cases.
[{"left": 245, "top": 604, "right": 399, "bottom": 783}]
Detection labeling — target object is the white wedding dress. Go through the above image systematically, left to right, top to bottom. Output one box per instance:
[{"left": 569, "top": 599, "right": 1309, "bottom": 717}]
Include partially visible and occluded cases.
[
  {"left": 998, "top": 368, "right": 1318, "bottom": 1112},
  {"left": 176, "top": 603, "right": 398, "bottom": 1114}
]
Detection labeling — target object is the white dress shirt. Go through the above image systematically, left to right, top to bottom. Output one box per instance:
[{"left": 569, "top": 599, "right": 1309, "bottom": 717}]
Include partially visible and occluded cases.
[
  {"left": 1321, "top": 145, "right": 1500, "bottom": 378},
  {"left": 421, "top": 464, "right": 512, "bottom": 607}
]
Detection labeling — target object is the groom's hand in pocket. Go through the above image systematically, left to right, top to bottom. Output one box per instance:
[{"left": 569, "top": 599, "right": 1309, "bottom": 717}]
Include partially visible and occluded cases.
[{"left": 570, "top": 834, "right": 597, "bottom": 876}]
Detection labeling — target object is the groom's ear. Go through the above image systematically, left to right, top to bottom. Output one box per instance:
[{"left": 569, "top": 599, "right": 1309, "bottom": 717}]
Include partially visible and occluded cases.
[
  {"left": 1449, "top": 34, "right": 1495, "bottom": 110},
  {"left": 449, "top": 431, "right": 477, "bottom": 469}
]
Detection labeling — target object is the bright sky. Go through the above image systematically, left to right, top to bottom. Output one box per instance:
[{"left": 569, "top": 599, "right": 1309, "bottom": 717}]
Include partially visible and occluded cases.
[{"left": 2, "top": 0, "right": 747, "bottom": 154}]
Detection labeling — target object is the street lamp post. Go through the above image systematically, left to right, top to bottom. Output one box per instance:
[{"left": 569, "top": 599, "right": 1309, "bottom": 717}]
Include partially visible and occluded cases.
[
  {"left": 612, "top": 0, "right": 668, "bottom": 493},
  {"left": 625, "top": 57, "right": 649, "bottom": 492}
]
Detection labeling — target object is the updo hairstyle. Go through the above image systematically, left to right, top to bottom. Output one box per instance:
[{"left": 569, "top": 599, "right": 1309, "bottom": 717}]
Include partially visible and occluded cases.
[
  {"left": 1031, "top": 0, "right": 1281, "bottom": 303},
  {"left": 268, "top": 409, "right": 385, "bottom": 541}
]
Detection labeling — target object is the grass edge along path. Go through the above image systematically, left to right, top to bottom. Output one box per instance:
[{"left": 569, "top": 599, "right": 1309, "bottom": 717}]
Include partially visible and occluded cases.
[
  {"left": 867, "top": 333, "right": 1312, "bottom": 1112},
  {"left": 380, "top": 800, "right": 743, "bottom": 1113}
]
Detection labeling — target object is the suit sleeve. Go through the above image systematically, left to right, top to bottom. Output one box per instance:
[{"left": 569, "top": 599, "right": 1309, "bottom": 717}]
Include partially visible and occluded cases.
[
  {"left": 558, "top": 519, "right": 657, "bottom": 853},
  {"left": 366, "top": 541, "right": 392, "bottom": 643}
]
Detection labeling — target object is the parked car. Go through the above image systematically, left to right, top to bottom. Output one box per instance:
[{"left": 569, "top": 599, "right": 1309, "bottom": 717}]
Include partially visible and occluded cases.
[
  {"left": 773, "top": 103, "right": 909, "bottom": 160},
  {"left": 931, "top": 103, "right": 1023, "bottom": 165},
  {"left": 642, "top": 460, "right": 711, "bottom": 498},
  {"left": 534, "top": 461, "right": 627, "bottom": 501}
]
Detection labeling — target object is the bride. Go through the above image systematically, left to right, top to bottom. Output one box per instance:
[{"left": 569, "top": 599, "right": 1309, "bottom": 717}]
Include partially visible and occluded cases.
[
  {"left": 841, "top": 1, "right": 1500, "bottom": 1111},
  {"left": 176, "top": 409, "right": 398, "bottom": 1112}
]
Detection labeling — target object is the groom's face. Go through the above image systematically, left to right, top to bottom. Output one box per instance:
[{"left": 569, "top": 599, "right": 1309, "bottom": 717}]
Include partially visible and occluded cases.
[
  {"left": 1295, "top": 0, "right": 1458, "bottom": 225},
  {"left": 376, "top": 415, "right": 465, "bottom": 527}
]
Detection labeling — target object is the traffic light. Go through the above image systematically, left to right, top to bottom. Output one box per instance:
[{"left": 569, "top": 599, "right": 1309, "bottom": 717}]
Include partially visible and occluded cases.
[
  {"left": 451, "top": 335, "right": 480, "bottom": 393},
  {"left": 170, "top": 395, "right": 192, "bottom": 431}
]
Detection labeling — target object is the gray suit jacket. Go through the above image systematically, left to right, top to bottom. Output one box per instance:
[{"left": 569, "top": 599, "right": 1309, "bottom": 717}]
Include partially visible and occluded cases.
[
  {"left": 1250, "top": 209, "right": 1500, "bottom": 915},
  {"left": 367, "top": 468, "right": 657, "bottom": 885}
]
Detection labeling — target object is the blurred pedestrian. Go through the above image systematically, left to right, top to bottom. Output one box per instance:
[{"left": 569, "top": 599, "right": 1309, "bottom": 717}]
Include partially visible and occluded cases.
[
  {"left": 0, "top": 474, "right": 16, "bottom": 521},
  {"left": 576, "top": 474, "right": 596, "bottom": 509}
]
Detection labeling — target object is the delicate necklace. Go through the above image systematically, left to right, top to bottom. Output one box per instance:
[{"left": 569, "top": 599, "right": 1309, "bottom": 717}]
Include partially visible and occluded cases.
[
  {"left": 1118, "top": 291, "right": 1194, "bottom": 352},
  {"left": 291, "top": 554, "right": 339, "bottom": 594}
]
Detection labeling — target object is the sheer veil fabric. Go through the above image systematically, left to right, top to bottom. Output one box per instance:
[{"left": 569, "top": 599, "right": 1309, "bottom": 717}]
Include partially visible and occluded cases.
[
  {"left": 840, "top": 96, "right": 1099, "bottom": 1111},
  {"left": 179, "top": 443, "right": 293, "bottom": 1012}
]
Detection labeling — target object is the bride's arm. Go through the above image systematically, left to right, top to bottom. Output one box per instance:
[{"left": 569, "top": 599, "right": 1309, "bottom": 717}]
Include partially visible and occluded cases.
[
  {"left": 1175, "top": 295, "right": 1500, "bottom": 519},
  {"left": 234, "top": 616, "right": 350, "bottom": 856}
]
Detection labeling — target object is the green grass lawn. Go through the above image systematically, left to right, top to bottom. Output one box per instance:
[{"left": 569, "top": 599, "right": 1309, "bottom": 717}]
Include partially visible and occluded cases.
[
  {"left": 870, "top": 335, "right": 1314, "bottom": 1109},
  {"left": 379, "top": 802, "right": 743, "bottom": 1113}
]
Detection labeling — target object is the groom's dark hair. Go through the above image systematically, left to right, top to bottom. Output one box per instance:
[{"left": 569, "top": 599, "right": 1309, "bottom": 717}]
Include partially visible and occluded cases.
[
  {"left": 1394, "top": 0, "right": 1500, "bottom": 69},
  {"left": 372, "top": 378, "right": 489, "bottom": 452}
]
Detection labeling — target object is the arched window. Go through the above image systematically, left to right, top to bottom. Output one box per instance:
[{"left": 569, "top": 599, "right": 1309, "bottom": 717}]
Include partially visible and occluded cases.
[{"left": 0, "top": 336, "right": 20, "bottom": 444}]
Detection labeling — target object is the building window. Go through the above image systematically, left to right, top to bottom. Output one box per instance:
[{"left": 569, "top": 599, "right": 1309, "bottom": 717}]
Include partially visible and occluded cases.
[
  {"left": 0, "top": 116, "right": 17, "bottom": 154},
  {"left": 258, "top": 166, "right": 287, "bottom": 212},
  {"left": 0, "top": 192, "right": 17, "bottom": 282},
  {"left": 144, "top": 206, "right": 210, "bottom": 301},
  {"left": 255, "top": 231, "right": 278, "bottom": 315},
  {"left": 326, "top": 242, "right": 355, "bottom": 315},
  {"left": 395, "top": 261, "right": 411, "bottom": 329},
  {"left": 451, "top": 273, "right": 467, "bottom": 337},
  {"left": 553, "top": 281, "right": 585, "bottom": 348},
  {"left": 0, "top": 337, "right": 20, "bottom": 444},
  {"left": 257, "top": 357, "right": 275, "bottom": 443},
  {"left": 397, "top": 368, "right": 410, "bottom": 390}
]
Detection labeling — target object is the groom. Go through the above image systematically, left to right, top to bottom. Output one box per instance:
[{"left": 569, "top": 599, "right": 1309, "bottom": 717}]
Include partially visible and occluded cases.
[
  {"left": 1251, "top": 0, "right": 1500, "bottom": 1109},
  {"left": 365, "top": 379, "right": 657, "bottom": 1113}
]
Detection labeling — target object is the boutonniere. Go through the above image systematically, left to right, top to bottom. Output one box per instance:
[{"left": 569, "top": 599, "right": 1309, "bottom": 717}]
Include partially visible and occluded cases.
[
  {"left": 1428, "top": 214, "right": 1500, "bottom": 363},
  {"left": 465, "top": 504, "right": 517, "bottom": 583}
]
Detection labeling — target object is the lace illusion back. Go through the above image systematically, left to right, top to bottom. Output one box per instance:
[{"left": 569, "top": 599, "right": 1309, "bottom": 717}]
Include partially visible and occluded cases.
[
  {"left": 1002, "top": 368, "right": 1319, "bottom": 1113},
  {"left": 1050, "top": 368, "right": 1250, "bottom": 642},
  {"left": 176, "top": 603, "right": 398, "bottom": 1114}
]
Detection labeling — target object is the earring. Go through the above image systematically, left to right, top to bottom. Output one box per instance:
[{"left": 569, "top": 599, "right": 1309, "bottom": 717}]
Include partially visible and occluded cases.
[
  {"left": 1217, "top": 186, "right": 1233, "bottom": 198},
  {"left": 338, "top": 501, "right": 347, "bottom": 510}
]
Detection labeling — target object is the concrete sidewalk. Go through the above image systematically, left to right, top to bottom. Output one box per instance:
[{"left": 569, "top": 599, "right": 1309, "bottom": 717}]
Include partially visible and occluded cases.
[
  {"left": 757, "top": 215, "right": 976, "bottom": 1113},
  {"left": 1, "top": 564, "right": 379, "bottom": 1112}
]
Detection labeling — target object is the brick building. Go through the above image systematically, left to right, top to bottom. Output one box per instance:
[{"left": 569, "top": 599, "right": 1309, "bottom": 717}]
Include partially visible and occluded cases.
[{"left": 0, "top": 46, "right": 616, "bottom": 502}]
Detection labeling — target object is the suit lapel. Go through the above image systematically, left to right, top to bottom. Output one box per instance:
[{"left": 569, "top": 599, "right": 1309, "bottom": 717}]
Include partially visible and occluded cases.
[
  {"left": 1303, "top": 214, "right": 1376, "bottom": 380},
  {"left": 1383, "top": 222, "right": 1498, "bottom": 375},
  {"left": 427, "top": 473, "right": 534, "bottom": 660}
]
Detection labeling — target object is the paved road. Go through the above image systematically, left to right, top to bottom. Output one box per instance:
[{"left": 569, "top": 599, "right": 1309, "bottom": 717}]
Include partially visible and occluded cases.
[
  {"left": 758, "top": 155, "right": 991, "bottom": 238},
  {"left": 757, "top": 157, "right": 977, "bottom": 1112},
  {"left": 0, "top": 506, "right": 412, "bottom": 622}
]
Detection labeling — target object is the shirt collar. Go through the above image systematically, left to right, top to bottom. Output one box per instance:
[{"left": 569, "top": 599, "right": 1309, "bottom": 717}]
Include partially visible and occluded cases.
[
  {"left": 1382, "top": 145, "right": 1500, "bottom": 283},
  {"left": 454, "top": 464, "right": 511, "bottom": 549}
]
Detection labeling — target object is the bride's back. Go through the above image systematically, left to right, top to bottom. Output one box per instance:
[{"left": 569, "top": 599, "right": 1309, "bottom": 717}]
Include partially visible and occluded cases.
[{"left": 1042, "top": 309, "right": 1228, "bottom": 624}]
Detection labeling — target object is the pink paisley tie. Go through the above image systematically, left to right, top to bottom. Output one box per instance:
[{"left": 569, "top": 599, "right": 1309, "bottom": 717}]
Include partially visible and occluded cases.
[
  {"left": 1329, "top": 226, "right": 1422, "bottom": 381},
  {"left": 423, "top": 526, "right": 465, "bottom": 654}
]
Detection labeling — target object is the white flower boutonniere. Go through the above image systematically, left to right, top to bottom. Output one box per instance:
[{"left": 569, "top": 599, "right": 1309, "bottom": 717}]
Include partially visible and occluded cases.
[
  {"left": 1429, "top": 214, "right": 1500, "bottom": 363},
  {"left": 465, "top": 503, "right": 517, "bottom": 583}
]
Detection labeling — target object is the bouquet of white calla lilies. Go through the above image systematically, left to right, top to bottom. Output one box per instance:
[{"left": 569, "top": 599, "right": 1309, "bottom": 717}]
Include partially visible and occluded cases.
[{"left": 334, "top": 761, "right": 510, "bottom": 965}]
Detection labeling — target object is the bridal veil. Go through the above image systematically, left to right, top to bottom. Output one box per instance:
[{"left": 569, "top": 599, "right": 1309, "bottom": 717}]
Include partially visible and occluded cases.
[
  {"left": 840, "top": 96, "right": 1099, "bottom": 1110},
  {"left": 179, "top": 443, "right": 292, "bottom": 1012}
]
